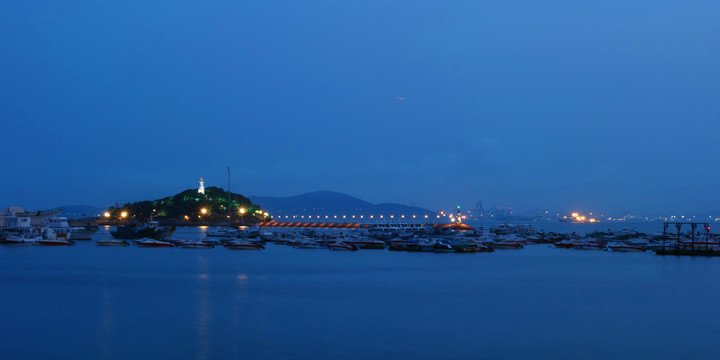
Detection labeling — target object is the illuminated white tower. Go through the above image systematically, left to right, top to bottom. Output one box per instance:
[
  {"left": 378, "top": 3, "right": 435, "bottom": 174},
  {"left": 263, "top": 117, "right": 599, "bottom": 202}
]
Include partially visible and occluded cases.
[{"left": 198, "top": 177, "right": 205, "bottom": 194}]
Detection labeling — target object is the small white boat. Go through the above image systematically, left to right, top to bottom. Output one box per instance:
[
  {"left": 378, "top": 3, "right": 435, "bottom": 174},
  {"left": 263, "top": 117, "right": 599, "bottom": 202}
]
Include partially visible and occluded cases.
[{"left": 5, "top": 234, "right": 44, "bottom": 243}]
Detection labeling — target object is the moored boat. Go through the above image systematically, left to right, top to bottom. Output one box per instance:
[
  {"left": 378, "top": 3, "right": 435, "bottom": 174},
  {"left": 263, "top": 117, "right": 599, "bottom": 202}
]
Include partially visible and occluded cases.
[
  {"left": 70, "top": 226, "right": 98, "bottom": 240},
  {"left": 4, "top": 234, "right": 44, "bottom": 244},
  {"left": 135, "top": 238, "right": 174, "bottom": 248},
  {"left": 36, "top": 239, "right": 74, "bottom": 246},
  {"left": 96, "top": 239, "right": 130, "bottom": 246},
  {"left": 347, "top": 239, "right": 386, "bottom": 249},
  {"left": 178, "top": 240, "right": 214, "bottom": 249},
  {"left": 225, "top": 240, "right": 265, "bottom": 250},
  {"left": 491, "top": 240, "right": 524, "bottom": 249},
  {"left": 452, "top": 241, "right": 494, "bottom": 253},
  {"left": 572, "top": 241, "right": 604, "bottom": 250},
  {"left": 293, "top": 242, "right": 327, "bottom": 249},
  {"left": 327, "top": 242, "right": 359, "bottom": 251},
  {"left": 607, "top": 242, "right": 646, "bottom": 252}
]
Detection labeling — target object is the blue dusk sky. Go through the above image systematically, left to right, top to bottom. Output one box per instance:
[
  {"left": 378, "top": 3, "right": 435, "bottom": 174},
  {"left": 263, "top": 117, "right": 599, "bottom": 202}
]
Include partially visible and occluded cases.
[{"left": 1, "top": 1, "right": 718, "bottom": 215}]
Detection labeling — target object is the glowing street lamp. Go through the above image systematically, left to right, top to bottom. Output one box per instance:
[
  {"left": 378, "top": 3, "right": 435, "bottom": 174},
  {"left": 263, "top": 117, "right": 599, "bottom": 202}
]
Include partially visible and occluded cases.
[
  {"left": 200, "top": 208, "right": 208, "bottom": 215},
  {"left": 239, "top": 208, "right": 246, "bottom": 225},
  {"left": 120, "top": 211, "right": 128, "bottom": 219},
  {"left": 103, "top": 212, "right": 111, "bottom": 218}
]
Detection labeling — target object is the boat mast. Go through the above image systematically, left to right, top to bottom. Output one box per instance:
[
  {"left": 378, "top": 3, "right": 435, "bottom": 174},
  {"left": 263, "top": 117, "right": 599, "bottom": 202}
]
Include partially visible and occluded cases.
[{"left": 227, "top": 166, "right": 232, "bottom": 227}]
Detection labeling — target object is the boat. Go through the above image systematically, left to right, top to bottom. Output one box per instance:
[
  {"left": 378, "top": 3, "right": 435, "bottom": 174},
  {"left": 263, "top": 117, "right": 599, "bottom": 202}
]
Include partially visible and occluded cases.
[
  {"left": 46, "top": 215, "right": 72, "bottom": 240},
  {"left": 111, "top": 221, "right": 174, "bottom": 240},
  {"left": 70, "top": 226, "right": 98, "bottom": 240},
  {"left": 206, "top": 226, "right": 239, "bottom": 238},
  {"left": 259, "top": 230, "right": 275, "bottom": 241},
  {"left": 4, "top": 234, "right": 44, "bottom": 244},
  {"left": 135, "top": 238, "right": 174, "bottom": 248},
  {"left": 347, "top": 238, "right": 386, "bottom": 249},
  {"left": 36, "top": 239, "right": 74, "bottom": 246},
  {"left": 96, "top": 239, "right": 130, "bottom": 247},
  {"left": 572, "top": 239, "right": 605, "bottom": 250},
  {"left": 178, "top": 240, "right": 214, "bottom": 249},
  {"left": 225, "top": 240, "right": 265, "bottom": 250},
  {"left": 387, "top": 240, "right": 422, "bottom": 252},
  {"left": 452, "top": 240, "right": 494, "bottom": 253},
  {"left": 491, "top": 240, "right": 524, "bottom": 249},
  {"left": 553, "top": 240, "right": 575, "bottom": 248},
  {"left": 293, "top": 241, "right": 327, "bottom": 249},
  {"left": 327, "top": 242, "right": 359, "bottom": 251},
  {"left": 607, "top": 242, "right": 646, "bottom": 252}
]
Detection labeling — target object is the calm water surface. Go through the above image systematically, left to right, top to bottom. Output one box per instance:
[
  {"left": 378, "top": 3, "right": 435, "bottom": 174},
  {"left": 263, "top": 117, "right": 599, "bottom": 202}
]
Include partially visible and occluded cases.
[{"left": 1, "top": 227, "right": 719, "bottom": 359}]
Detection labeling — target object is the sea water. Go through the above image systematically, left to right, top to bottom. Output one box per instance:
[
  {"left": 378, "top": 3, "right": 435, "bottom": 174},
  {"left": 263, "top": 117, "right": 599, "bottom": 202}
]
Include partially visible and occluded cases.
[{"left": 1, "top": 226, "right": 719, "bottom": 359}]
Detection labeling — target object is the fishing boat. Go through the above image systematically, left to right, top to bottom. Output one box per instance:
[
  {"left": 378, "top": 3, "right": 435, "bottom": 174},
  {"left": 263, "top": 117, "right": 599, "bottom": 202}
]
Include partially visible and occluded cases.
[{"left": 45, "top": 215, "right": 72, "bottom": 240}]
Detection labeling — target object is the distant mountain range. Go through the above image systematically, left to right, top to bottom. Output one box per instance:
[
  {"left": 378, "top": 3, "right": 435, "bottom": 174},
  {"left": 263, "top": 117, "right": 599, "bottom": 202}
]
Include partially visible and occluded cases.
[
  {"left": 249, "top": 191, "right": 435, "bottom": 219},
  {"left": 53, "top": 205, "right": 104, "bottom": 219}
]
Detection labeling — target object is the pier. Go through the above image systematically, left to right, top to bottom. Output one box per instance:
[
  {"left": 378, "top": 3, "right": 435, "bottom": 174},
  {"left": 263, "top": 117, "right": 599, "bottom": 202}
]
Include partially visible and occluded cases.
[{"left": 654, "top": 222, "right": 720, "bottom": 256}]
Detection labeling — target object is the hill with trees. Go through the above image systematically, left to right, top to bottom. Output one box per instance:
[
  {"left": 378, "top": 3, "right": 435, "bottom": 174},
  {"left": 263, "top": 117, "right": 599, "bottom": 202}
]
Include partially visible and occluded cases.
[{"left": 107, "top": 187, "right": 268, "bottom": 224}]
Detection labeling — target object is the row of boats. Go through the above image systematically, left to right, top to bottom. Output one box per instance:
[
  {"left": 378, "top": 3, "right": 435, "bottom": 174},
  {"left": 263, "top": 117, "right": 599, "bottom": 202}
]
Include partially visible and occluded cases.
[{"left": 4, "top": 220, "right": 719, "bottom": 255}]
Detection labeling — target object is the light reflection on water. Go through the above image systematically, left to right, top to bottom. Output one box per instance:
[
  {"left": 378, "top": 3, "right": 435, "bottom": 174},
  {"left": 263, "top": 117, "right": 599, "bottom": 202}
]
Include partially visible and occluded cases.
[{"left": 1, "top": 227, "right": 720, "bottom": 359}]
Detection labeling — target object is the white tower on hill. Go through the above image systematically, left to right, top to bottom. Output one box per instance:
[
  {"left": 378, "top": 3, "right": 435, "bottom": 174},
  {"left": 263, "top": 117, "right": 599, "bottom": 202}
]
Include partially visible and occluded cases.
[{"left": 198, "top": 177, "right": 205, "bottom": 194}]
